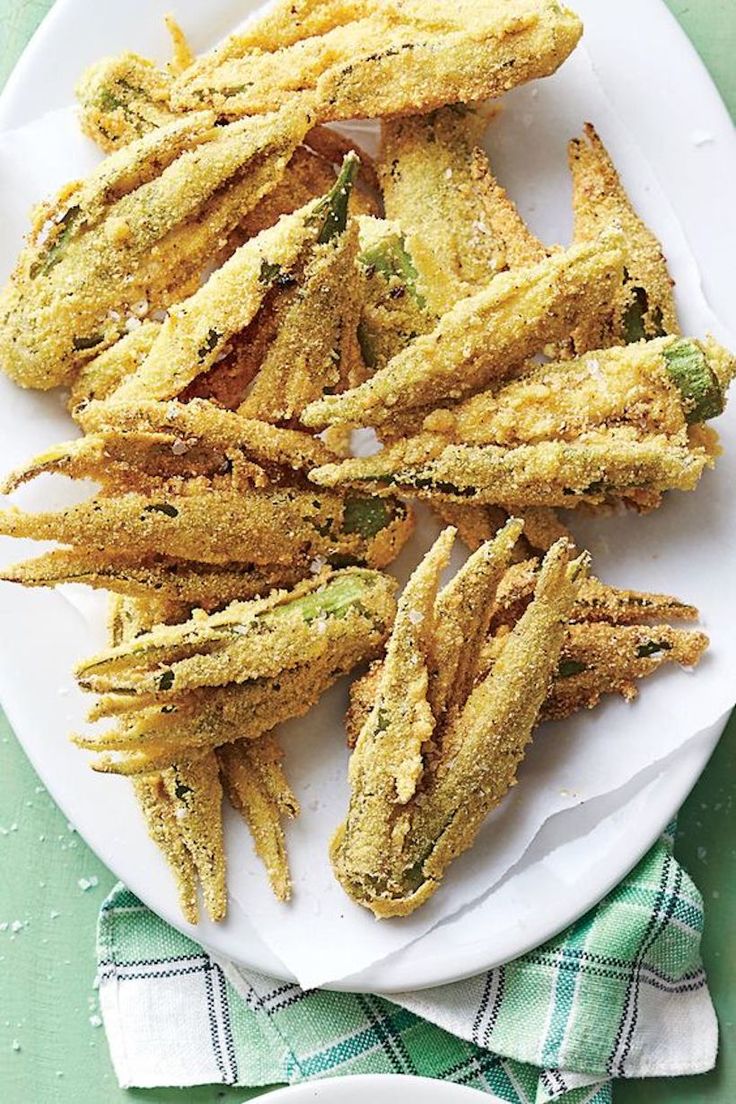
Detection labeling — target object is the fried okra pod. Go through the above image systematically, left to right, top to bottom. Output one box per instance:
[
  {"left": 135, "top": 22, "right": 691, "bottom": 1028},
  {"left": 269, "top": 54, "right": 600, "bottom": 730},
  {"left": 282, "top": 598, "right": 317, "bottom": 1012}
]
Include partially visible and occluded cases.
[
  {"left": 170, "top": 0, "right": 581, "bottom": 122},
  {"left": 77, "top": 52, "right": 180, "bottom": 151},
  {"left": 0, "top": 102, "right": 312, "bottom": 390},
  {"left": 378, "top": 104, "right": 562, "bottom": 553},
  {"left": 379, "top": 105, "right": 548, "bottom": 314},
  {"left": 568, "top": 123, "right": 679, "bottom": 353},
  {"left": 109, "top": 154, "right": 365, "bottom": 417},
  {"left": 355, "top": 216, "right": 435, "bottom": 374},
  {"left": 302, "top": 235, "right": 624, "bottom": 431},
  {"left": 310, "top": 337, "right": 734, "bottom": 509},
  {"left": 0, "top": 398, "right": 414, "bottom": 577},
  {"left": 0, "top": 483, "right": 412, "bottom": 571},
  {"left": 332, "top": 527, "right": 587, "bottom": 917},
  {"left": 0, "top": 551, "right": 304, "bottom": 610},
  {"left": 76, "top": 568, "right": 397, "bottom": 696},
  {"left": 346, "top": 568, "right": 707, "bottom": 747},
  {"left": 76, "top": 569, "right": 396, "bottom": 781},
  {"left": 109, "top": 596, "right": 227, "bottom": 924},
  {"left": 114, "top": 596, "right": 301, "bottom": 915},
  {"left": 217, "top": 738, "right": 299, "bottom": 902}
]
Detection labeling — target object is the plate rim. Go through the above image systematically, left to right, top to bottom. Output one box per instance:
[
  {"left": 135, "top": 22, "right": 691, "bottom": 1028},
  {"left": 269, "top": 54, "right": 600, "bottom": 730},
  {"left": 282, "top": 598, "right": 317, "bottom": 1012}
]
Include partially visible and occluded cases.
[{"left": 0, "top": 0, "right": 734, "bottom": 993}]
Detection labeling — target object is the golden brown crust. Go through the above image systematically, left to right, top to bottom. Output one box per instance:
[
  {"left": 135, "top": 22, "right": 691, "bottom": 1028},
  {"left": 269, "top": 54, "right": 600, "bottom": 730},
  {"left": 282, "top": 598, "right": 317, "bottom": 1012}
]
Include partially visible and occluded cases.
[
  {"left": 171, "top": 0, "right": 583, "bottom": 123},
  {"left": 568, "top": 123, "right": 679, "bottom": 353},
  {"left": 302, "top": 236, "right": 624, "bottom": 431},
  {"left": 333, "top": 529, "right": 587, "bottom": 916}
]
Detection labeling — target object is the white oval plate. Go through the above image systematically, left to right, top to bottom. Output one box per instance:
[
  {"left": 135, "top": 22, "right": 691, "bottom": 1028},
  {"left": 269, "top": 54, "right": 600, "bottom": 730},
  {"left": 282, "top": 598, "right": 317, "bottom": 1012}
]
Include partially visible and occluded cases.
[
  {"left": 0, "top": 0, "right": 734, "bottom": 992},
  {"left": 263, "top": 1074, "right": 492, "bottom": 1102}
]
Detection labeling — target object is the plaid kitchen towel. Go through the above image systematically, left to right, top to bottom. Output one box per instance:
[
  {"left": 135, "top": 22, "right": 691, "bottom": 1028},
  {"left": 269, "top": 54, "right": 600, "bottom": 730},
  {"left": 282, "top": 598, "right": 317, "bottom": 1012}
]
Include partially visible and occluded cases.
[{"left": 97, "top": 825, "right": 716, "bottom": 1102}]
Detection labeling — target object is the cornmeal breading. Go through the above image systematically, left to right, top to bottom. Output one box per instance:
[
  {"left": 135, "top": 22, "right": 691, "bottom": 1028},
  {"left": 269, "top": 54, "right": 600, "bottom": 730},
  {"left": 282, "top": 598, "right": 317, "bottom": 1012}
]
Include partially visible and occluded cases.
[
  {"left": 171, "top": 0, "right": 582, "bottom": 122},
  {"left": 0, "top": 102, "right": 312, "bottom": 390},
  {"left": 302, "top": 235, "right": 624, "bottom": 431},
  {"left": 309, "top": 337, "right": 734, "bottom": 509},
  {"left": 333, "top": 526, "right": 587, "bottom": 916}
]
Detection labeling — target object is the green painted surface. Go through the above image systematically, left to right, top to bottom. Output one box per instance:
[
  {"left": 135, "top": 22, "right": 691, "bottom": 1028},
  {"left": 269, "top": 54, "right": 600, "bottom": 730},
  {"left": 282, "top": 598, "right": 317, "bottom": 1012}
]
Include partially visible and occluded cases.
[{"left": 0, "top": 2, "right": 734, "bottom": 1101}]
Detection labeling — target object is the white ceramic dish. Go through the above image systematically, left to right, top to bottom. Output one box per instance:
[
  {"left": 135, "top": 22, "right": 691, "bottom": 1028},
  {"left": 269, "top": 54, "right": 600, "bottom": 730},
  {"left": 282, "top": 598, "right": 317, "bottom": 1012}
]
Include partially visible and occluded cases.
[
  {"left": 0, "top": 0, "right": 734, "bottom": 991},
  {"left": 262, "top": 1074, "right": 492, "bottom": 1102}
]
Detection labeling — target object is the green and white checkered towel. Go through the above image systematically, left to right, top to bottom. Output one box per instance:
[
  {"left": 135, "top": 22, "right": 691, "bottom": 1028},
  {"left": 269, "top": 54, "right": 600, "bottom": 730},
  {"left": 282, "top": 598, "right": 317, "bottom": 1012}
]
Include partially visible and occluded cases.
[{"left": 97, "top": 825, "right": 716, "bottom": 1102}]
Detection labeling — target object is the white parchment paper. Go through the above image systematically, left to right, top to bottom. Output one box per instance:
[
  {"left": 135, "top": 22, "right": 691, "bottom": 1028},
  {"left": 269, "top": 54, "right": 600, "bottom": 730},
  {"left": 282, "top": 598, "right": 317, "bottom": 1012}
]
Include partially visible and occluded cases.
[{"left": 0, "top": 44, "right": 734, "bottom": 988}]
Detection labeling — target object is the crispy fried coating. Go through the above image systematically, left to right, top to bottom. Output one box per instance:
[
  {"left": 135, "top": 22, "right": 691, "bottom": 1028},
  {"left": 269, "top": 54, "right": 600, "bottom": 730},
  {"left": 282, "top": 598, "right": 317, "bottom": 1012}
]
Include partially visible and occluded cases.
[
  {"left": 171, "top": 0, "right": 582, "bottom": 123},
  {"left": 164, "top": 15, "right": 195, "bottom": 75},
  {"left": 76, "top": 52, "right": 179, "bottom": 151},
  {"left": 0, "top": 102, "right": 312, "bottom": 390},
  {"left": 378, "top": 104, "right": 561, "bottom": 546},
  {"left": 379, "top": 105, "right": 548, "bottom": 314},
  {"left": 380, "top": 107, "right": 500, "bottom": 313},
  {"left": 568, "top": 123, "right": 679, "bottom": 354},
  {"left": 305, "top": 125, "right": 380, "bottom": 193},
  {"left": 237, "top": 144, "right": 379, "bottom": 245},
  {"left": 110, "top": 154, "right": 363, "bottom": 413},
  {"left": 356, "top": 216, "right": 435, "bottom": 374},
  {"left": 239, "top": 220, "right": 365, "bottom": 421},
  {"left": 302, "top": 235, "right": 624, "bottom": 430},
  {"left": 69, "top": 320, "right": 161, "bottom": 411},
  {"left": 310, "top": 337, "right": 734, "bottom": 509},
  {"left": 0, "top": 396, "right": 413, "bottom": 572},
  {"left": 76, "top": 398, "right": 335, "bottom": 472},
  {"left": 2, "top": 400, "right": 335, "bottom": 494},
  {"left": 311, "top": 429, "right": 712, "bottom": 508},
  {"left": 0, "top": 482, "right": 412, "bottom": 568},
  {"left": 431, "top": 501, "right": 571, "bottom": 558},
  {"left": 332, "top": 529, "right": 587, "bottom": 916},
  {"left": 0, "top": 550, "right": 303, "bottom": 609},
  {"left": 491, "top": 558, "right": 698, "bottom": 630},
  {"left": 346, "top": 567, "right": 705, "bottom": 747},
  {"left": 76, "top": 568, "right": 397, "bottom": 696},
  {"left": 77, "top": 569, "right": 396, "bottom": 783},
  {"left": 115, "top": 595, "right": 302, "bottom": 914},
  {"left": 111, "top": 596, "right": 226, "bottom": 923},
  {"left": 538, "top": 623, "right": 707, "bottom": 720},
  {"left": 80, "top": 630, "right": 390, "bottom": 772},
  {"left": 218, "top": 738, "right": 299, "bottom": 901},
  {"left": 160, "top": 752, "right": 228, "bottom": 922},
  {"left": 133, "top": 773, "right": 200, "bottom": 922}
]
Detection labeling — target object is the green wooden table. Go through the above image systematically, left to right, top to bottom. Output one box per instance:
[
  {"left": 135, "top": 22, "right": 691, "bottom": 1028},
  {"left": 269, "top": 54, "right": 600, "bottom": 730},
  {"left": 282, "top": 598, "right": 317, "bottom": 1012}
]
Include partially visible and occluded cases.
[{"left": 1, "top": 3, "right": 735, "bottom": 1101}]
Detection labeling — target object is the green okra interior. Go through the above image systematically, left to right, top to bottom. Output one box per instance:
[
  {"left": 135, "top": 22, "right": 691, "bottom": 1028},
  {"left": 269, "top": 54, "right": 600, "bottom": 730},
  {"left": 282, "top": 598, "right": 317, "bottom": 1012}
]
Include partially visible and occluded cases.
[
  {"left": 311, "top": 152, "right": 360, "bottom": 245},
  {"left": 359, "top": 232, "right": 426, "bottom": 307},
  {"left": 663, "top": 339, "right": 724, "bottom": 424}
]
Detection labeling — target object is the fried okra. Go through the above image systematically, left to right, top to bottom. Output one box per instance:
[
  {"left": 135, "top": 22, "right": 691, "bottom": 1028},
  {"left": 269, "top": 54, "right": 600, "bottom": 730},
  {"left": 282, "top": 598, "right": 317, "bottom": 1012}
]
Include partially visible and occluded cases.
[
  {"left": 169, "top": 0, "right": 582, "bottom": 123},
  {"left": 77, "top": 52, "right": 180, "bottom": 151},
  {"left": 0, "top": 102, "right": 313, "bottom": 390},
  {"left": 378, "top": 104, "right": 564, "bottom": 552},
  {"left": 379, "top": 105, "right": 549, "bottom": 315},
  {"left": 568, "top": 123, "right": 680, "bottom": 354},
  {"left": 109, "top": 155, "right": 366, "bottom": 421},
  {"left": 355, "top": 216, "right": 435, "bottom": 374},
  {"left": 302, "top": 234, "right": 624, "bottom": 431},
  {"left": 310, "top": 336, "right": 734, "bottom": 510},
  {"left": 0, "top": 397, "right": 414, "bottom": 599},
  {"left": 332, "top": 524, "right": 587, "bottom": 917},
  {"left": 346, "top": 563, "right": 707, "bottom": 747},
  {"left": 75, "top": 569, "right": 397, "bottom": 777},
  {"left": 113, "top": 595, "right": 302, "bottom": 920}
]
